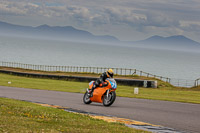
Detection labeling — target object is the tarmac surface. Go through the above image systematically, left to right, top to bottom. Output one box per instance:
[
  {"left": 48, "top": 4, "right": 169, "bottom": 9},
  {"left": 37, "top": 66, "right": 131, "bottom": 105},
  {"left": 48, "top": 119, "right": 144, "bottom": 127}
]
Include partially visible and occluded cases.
[{"left": 0, "top": 86, "right": 200, "bottom": 133}]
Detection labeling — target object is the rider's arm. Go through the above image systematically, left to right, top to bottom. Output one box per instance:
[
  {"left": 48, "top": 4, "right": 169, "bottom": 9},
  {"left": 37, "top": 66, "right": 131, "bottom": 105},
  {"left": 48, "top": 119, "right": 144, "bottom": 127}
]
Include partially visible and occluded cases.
[
  {"left": 94, "top": 72, "right": 108, "bottom": 87},
  {"left": 101, "top": 72, "right": 108, "bottom": 82},
  {"left": 102, "top": 81, "right": 108, "bottom": 87}
]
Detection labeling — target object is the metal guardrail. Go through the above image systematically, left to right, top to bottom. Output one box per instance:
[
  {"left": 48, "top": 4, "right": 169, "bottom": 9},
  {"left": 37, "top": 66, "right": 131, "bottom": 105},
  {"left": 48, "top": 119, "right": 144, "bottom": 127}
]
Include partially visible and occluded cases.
[
  {"left": 0, "top": 61, "right": 199, "bottom": 87},
  {"left": 0, "top": 61, "right": 170, "bottom": 81},
  {"left": 170, "top": 78, "right": 196, "bottom": 88}
]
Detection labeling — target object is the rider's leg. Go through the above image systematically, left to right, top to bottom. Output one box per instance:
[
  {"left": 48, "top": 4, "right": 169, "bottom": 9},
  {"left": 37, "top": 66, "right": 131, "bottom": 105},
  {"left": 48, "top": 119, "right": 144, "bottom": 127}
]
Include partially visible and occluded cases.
[
  {"left": 89, "top": 79, "right": 100, "bottom": 96},
  {"left": 90, "top": 84, "right": 95, "bottom": 92}
]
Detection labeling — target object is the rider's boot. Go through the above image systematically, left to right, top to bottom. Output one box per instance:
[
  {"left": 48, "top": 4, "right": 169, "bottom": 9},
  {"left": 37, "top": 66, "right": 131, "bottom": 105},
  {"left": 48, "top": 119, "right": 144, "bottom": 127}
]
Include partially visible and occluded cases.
[{"left": 89, "top": 86, "right": 95, "bottom": 97}]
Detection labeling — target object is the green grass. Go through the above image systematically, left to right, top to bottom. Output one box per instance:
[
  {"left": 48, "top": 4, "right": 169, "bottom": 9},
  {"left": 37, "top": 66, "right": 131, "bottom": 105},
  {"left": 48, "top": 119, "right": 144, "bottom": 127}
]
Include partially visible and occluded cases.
[
  {"left": 0, "top": 73, "right": 88, "bottom": 93},
  {"left": 1, "top": 73, "right": 200, "bottom": 104},
  {"left": 117, "top": 86, "right": 200, "bottom": 103},
  {"left": 0, "top": 97, "right": 148, "bottom": 133}
]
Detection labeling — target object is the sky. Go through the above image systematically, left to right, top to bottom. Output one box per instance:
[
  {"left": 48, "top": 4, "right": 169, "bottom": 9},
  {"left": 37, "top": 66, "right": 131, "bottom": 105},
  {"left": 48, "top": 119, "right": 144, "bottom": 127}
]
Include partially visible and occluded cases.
[{"left": 0, "top": 0, "right": 200, "bottom": 42}]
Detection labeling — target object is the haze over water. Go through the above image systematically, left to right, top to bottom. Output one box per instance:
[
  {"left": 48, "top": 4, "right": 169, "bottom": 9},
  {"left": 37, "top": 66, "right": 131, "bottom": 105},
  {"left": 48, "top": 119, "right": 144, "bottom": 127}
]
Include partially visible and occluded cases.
[{"left": 0, "top": 35, "right": 200, "bottom": 81}]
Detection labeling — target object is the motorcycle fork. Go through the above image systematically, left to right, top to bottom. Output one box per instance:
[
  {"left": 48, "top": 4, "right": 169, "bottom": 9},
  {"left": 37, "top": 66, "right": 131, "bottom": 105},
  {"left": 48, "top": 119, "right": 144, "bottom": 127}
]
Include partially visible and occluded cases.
[{"left": 106, "top": 89, "right": 110, "bottom": 98}]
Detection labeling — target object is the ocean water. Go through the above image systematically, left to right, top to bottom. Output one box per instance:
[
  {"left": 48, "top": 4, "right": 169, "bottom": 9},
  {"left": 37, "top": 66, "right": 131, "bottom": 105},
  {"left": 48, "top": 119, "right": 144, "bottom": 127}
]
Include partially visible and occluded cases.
[{"left": 0, "top": 35, "right": 200, "bottom": 82}]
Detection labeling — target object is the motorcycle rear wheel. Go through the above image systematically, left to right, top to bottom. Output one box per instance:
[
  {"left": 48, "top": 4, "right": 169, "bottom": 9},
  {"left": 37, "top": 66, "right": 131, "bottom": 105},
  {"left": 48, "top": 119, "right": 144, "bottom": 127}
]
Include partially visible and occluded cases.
[
  {"left": 83, "top": 91, "right": 92, "bottom": 104},
  {"left": 103, "top": 91, "right": 116, "bottom": 107}
]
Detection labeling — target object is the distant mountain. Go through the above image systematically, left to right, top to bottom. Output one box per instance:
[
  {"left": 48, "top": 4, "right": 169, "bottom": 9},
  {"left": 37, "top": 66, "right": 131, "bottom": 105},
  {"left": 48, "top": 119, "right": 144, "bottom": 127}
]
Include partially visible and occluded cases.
[
  {"left": 0, "top": 21, "right": 119, "bottom": 43},
  {"left": 0, "top": 21, "right": 200, "bottom": 52},
  {"left": 131, "top": 35, "right": 200, "bottom": 52},
  {"left": 138, "top": 35, "right": 200, "bottom": 46}
]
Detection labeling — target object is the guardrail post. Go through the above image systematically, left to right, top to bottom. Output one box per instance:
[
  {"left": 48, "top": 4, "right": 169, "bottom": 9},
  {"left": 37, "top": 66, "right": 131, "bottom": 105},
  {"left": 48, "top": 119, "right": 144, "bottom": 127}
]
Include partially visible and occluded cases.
[
  {"left": 85, "top": 67, "right": 87, "bottom": 72},
  {"left": 92, "top": 67, "right": 95, "bottom": 73},
  {"left": 133, "top": 69, "right": 136, "bottom": 75},
  {"left": 178, "top": 79, "right": 179, "bottom": 87},
  {"left": 185, "top": 80, "right": 188, "bottom": 87},
  {"left": 196, "top": 80, "right": 197, "bottom": 87}
]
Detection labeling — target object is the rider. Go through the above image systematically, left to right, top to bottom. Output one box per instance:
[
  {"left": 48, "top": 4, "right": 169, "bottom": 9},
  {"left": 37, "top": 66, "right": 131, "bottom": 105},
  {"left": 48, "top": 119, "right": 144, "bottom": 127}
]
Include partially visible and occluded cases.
[{"left": 89, "top": 69, "right": 114, "bottom": 97}]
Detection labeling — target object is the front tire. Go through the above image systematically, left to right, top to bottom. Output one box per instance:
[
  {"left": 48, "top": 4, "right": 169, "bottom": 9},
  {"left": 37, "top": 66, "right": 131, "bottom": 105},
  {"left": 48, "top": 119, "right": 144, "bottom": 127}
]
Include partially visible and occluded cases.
[
  {"left": 83, "top": 91, "right": 92, "bottom": 104},
  {"left": 103, "top": 91, "right": 116, "bottom": 107}
]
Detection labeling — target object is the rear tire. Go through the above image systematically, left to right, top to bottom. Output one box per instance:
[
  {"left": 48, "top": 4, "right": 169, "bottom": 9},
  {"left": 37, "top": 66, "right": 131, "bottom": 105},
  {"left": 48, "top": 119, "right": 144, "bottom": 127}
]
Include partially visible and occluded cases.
[
  {"left": 83, "top": 91, "right": 92, "bottom": 104},
  {"left": 103, "top": 91, "right": 116, "bottom": 107}
]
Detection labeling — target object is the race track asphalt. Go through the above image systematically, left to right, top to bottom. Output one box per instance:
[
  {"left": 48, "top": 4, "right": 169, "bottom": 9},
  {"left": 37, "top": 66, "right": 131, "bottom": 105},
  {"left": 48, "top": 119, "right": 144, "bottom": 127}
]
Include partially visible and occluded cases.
[{"left": 0, "top": 86, "right": 200, "bottom": 133}]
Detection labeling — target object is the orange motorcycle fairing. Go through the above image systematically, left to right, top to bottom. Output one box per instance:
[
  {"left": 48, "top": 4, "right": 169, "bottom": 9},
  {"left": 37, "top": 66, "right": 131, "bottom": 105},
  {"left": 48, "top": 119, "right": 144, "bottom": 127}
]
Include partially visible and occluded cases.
[{"left": 90, "top": 87, "right": 108, "bottom": 103}]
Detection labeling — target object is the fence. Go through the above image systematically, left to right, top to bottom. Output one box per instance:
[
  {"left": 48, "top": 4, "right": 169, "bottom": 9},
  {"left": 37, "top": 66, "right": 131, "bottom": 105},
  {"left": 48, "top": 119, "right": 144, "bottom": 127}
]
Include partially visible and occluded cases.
[
  {"left": 0, "top": 61, "right": 198, "bottom": 87},
  {"left": 170, "top": 78, "right": 196, "bottom": 88}
]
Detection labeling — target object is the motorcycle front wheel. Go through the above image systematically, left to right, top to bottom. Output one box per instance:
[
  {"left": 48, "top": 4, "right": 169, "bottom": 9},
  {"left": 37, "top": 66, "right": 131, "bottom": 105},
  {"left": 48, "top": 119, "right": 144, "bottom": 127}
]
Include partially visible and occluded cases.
[
  {"left": 83, "top": 91, "right": 92, "bottom": 104},
  {"left": 103, "top": 91, "right": 116, "bottom": 107}
]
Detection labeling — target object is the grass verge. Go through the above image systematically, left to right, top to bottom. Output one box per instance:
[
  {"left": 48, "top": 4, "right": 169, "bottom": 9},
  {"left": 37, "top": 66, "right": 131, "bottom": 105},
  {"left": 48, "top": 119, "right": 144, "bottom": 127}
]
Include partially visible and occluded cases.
[
  {"left": 0, "top": 66, "right": 173, "bottom": 88},
  {"left": 0, "top": 73, "right": 200, "bottom": 104},
  {"left": 0, "top": 97, "right": 148, "bottom": 133}
]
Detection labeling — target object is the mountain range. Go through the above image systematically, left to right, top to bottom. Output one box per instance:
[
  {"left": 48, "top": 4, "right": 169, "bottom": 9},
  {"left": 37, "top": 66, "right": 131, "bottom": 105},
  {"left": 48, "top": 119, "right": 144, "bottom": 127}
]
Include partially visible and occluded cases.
[
  {"left": 0, "top": 21, "right": 200, "bottom": 51},
  {"left": 0, "top": 21, "right": 119, "bottom": 43},
  {"left": 132, "top": 35, "right": 200, "bottom": 51}
]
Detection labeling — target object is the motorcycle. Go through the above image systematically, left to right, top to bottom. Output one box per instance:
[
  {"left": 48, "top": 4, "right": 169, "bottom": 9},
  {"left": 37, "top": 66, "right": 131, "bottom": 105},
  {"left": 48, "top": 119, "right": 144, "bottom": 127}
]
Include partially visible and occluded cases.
[{"left": 83, "top": 78, "right": 117, "bottom": 107}]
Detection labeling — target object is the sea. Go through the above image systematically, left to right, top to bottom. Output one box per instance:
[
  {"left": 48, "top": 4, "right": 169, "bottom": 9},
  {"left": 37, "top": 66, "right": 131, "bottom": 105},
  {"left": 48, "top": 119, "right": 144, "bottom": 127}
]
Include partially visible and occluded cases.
[{"left": 0, "top": 35, "right": 200, "bottom": 86}]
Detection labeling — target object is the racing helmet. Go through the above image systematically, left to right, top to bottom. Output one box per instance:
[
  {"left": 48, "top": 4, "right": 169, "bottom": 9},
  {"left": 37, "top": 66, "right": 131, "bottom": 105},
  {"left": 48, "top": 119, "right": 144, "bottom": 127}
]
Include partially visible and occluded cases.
[{"left": 106, "top": 69, "right": 114, "bottom": 78}]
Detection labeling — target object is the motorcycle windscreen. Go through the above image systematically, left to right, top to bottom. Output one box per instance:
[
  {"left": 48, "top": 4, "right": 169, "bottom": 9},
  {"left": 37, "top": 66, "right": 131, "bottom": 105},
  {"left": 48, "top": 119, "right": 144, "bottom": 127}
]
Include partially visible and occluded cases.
[{"left": 89, "top": 81, "right": 95, "bottom": 89}]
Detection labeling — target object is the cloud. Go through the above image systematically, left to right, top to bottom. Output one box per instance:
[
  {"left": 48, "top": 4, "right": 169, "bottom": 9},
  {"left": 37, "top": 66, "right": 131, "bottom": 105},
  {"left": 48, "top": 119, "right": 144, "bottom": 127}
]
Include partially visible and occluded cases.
[
  {"left": 1, "top": 0, "right": 200, "bottom": 42},
  {"left": 0, "top": 1, "right": 198, "bottom": 28},
  {"left": 0, "top": 2, "right": 28, "bottom": 16},
  {"left": 66, "top": 6, "right": 91, "bottom": 21},
  {"left": 103, "top": 7, "right": 146, "bottom": 26},
  {"left": 144, "top": 12, "right": 180, "bottom": 27},
  {"left": 180, "top": 21, "right": 200, "bottom": 32}
]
